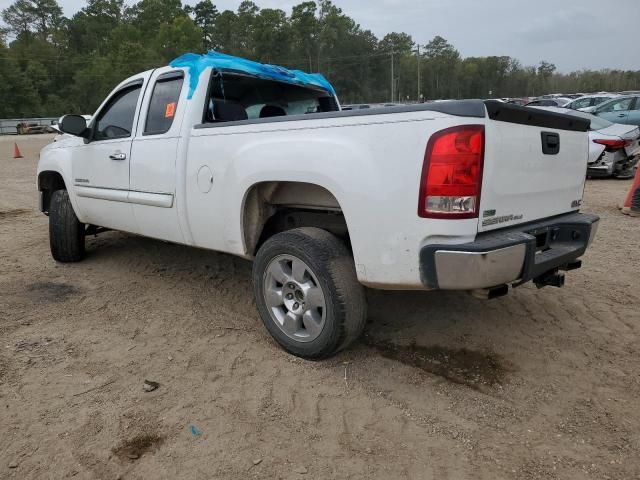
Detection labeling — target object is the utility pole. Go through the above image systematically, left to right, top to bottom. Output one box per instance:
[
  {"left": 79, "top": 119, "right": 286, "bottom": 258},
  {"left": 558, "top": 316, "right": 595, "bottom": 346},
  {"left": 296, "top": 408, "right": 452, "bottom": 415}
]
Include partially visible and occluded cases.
[
  {"left": 416, "top": 45, "right": 421, "bottom": 102},
  {"left": 390, "top": 51, "right": 394, "bottom": 103}
]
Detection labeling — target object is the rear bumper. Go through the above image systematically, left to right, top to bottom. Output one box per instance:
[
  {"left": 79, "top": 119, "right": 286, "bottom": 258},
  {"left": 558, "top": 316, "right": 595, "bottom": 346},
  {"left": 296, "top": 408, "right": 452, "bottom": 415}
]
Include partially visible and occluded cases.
[
  {"left": 588, "top": 152, "right": 639, "bottom": 177},
  {"left": 587, "top": 164, "right": 613, "bottom": 177},
  {"left": 420, "top": 212, "right": 600, "bottom": 290}
]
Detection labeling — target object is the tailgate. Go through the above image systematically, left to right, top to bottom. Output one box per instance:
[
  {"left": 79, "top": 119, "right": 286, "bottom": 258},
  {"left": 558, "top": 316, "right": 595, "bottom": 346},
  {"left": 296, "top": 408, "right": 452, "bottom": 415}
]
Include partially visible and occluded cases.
[{"left": 479, "top": 102, "right": 590, "bottom": 232}]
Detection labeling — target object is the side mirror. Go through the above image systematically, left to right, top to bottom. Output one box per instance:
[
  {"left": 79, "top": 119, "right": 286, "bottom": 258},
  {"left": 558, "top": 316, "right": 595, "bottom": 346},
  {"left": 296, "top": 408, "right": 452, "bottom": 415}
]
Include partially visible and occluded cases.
[{"left": 59, "top": 114, "right": 88, "bottom": 137}]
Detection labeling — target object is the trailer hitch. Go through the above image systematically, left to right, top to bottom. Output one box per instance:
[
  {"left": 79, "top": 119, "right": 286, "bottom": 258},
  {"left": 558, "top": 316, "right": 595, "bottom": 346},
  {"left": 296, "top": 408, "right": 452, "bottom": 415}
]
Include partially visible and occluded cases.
[{"left": 534, "top": 270, "right": 565, "bottom": 289}]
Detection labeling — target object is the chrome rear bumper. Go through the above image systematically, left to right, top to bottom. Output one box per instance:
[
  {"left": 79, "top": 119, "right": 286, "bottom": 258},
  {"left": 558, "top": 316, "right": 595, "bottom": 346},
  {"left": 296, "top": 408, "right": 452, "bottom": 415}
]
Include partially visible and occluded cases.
[{"left": 420, "top": 213, "right": 600, "bottom": 290}]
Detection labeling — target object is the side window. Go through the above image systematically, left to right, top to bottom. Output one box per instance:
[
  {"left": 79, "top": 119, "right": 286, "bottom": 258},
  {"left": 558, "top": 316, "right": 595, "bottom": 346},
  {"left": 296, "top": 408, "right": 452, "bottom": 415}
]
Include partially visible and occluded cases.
[
  {"left": 144, "top": 72, "right": 184, "bottom": 135},
  {"left": 94, "top": 84, "right": 142, "bottom": 141},
  {"left": 572, "top": 98, "right": 590, "bottom": 109},
  {"left": 599, "top": 98, "right": 633, "bottom": 113},
  {"left": 632, "top": 98, "right": 640, "bottom": 111}
]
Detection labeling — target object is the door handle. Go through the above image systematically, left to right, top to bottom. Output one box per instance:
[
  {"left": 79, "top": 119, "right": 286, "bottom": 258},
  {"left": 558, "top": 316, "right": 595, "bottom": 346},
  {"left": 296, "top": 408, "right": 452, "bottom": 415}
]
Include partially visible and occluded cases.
[
  {"left": 618, "top": 113, "right": 626, "bottom": 117},
  {"left": 541, "top": 131, "right": 560, "bottom": 155},
  {"left": 109, "top": 152, "right": 127, "bottom": 161}
]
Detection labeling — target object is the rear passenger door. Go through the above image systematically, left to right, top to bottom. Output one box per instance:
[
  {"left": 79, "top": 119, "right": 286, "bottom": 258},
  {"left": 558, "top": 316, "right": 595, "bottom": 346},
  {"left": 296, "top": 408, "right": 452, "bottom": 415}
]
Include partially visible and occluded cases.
[
  {"left": 129, "top": 68, "right": 186, "bottom": 243},
  {"left": 597, "top": 97, "right": 633, "bottom": 124},
  {"left": 627, "top": 97, "right": 640, "bottom": 127}
]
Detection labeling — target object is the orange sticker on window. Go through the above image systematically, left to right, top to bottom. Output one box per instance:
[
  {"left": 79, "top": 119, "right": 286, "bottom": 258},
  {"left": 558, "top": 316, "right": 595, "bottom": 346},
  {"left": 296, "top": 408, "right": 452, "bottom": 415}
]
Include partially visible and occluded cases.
[{"left": 165, "top": 102, "right": 177, "bottom": 118}]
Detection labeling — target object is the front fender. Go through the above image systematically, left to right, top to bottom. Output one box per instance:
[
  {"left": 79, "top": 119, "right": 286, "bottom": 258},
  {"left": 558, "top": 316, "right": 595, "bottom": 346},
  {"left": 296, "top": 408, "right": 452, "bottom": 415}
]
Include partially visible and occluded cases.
[{"left": 38, "top": 139, "right": 86, "bottom": 222}]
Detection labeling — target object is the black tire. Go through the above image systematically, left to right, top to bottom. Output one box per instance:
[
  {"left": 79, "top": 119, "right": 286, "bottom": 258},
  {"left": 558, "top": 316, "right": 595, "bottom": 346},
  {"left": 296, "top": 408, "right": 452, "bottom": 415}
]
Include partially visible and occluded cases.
[
  {"left": 49, "top": 189, "right": 85, "bottom": 262},
  {"left": 253, "top": 227, "right": 367, "bottom": 359}
]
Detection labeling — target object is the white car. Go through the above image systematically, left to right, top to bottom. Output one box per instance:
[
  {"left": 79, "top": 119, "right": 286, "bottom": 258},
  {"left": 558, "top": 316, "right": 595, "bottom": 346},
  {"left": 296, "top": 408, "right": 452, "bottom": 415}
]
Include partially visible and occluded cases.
[
  {"left": 36, "top": 52, "right": 599, "bottom": 359},
  {"left": 566, "top": 94, "right": 619, "bottom": 113},
  {"left": 534, "top": 107, "right": 640, "bottom": 178}
]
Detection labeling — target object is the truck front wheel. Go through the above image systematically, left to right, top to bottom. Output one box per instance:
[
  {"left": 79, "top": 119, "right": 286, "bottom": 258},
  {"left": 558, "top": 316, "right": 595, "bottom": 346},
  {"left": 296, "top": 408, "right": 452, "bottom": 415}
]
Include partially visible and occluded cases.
[
  {"left": 49, "top": 189, "right": 85, "bottom": 262},
  {"left": 253, "top": 227, "right": 367, "bottom": 359}
]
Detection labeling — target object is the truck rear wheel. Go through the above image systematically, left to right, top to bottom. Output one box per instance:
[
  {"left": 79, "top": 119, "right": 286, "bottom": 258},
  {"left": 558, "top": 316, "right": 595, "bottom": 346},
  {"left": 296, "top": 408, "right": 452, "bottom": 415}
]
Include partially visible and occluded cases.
[
  {"left": 49, "top": 189, "right": 85, "bottom": 262},
  {"left": 253, "top": 227, "right": 367, "bottom": 359}
]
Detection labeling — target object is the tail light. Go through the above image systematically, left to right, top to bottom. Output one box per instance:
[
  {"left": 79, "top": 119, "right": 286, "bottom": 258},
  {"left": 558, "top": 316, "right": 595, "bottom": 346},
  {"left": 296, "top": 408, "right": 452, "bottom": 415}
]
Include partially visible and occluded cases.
[
  {"left": 418, "top": 125, "right": 485, "bottom": 219},
  {"left": 593, "top": 138, "right": 630, "bottom": 151}
]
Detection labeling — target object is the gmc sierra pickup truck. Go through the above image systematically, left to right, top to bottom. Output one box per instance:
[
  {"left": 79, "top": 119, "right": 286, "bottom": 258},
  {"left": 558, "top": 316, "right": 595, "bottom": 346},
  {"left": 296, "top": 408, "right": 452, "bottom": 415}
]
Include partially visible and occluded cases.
[{"left": 38, "top": 52, "right": 599, "bottom": 359}]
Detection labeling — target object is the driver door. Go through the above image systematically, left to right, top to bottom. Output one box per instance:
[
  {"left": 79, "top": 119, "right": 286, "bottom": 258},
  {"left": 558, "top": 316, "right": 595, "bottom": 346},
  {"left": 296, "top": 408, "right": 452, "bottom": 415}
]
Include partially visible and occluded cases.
[{"left": 72, "top": 77, "right": 148, "bottom": 232}]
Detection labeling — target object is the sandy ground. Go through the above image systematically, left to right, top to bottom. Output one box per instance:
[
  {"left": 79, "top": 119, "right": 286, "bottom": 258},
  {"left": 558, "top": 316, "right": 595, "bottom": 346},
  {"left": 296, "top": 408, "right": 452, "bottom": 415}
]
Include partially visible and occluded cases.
[{"left": 0, "top": 134, "right": 639, "bottom": 480}]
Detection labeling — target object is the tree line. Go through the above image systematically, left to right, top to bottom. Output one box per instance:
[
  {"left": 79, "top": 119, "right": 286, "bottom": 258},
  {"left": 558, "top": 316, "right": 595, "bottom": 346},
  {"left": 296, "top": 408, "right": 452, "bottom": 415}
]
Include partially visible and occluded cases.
[{"left": 1, "top": 0, "right": 639, "bottom": 118}]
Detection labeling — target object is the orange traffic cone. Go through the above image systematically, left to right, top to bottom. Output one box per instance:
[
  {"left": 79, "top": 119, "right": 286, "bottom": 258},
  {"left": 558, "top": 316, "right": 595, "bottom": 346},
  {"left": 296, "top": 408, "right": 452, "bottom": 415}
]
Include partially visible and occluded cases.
[
  {"left": 13, "top": 143, "right": 23, "bottom": 159},
  {"left": 621, "top": 167, "right": 640, "bottom": 216}
]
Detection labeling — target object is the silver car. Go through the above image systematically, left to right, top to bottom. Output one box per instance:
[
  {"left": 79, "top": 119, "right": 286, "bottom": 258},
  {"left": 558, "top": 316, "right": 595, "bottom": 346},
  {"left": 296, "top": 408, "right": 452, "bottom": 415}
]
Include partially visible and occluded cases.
[
  {"left": 565, "top": 94, "right": 618, "bottom": 112},
  {"left": 525, "top": 97, "right": 573, "bottom": 107},
  {"left": 535, "top": 107, "right": 640, "bottom": 178}
]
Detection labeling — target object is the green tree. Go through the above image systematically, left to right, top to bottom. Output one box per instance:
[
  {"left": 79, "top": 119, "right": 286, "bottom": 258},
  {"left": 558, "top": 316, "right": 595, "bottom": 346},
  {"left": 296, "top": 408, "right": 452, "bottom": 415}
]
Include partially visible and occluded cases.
[
  {"left": 1, "top": 0, "right": 639, "bottom": 116},
  {"left": 1, "top": 0, "right": 35, "bottom": 36},
  {"left": 68, "top": 0, "right": 124, "bottom": 53},
  {"left": 189, "top": 0, "right": 218, "bottom": 50},
  {"left": 290, "top": 1, "right": 317, "bottom": 71},
  {"left": 156, "top": 16, "right": 202, "bottom": 58},
  {"left": 424, "top": 35, "right": 460, "bottom": 99}
]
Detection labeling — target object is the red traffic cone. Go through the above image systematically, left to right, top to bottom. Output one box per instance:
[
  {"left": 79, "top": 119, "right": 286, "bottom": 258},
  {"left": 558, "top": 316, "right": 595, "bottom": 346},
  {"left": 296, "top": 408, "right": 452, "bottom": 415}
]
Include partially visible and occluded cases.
[
  {"left": 13, "top": 143, "right": 23, "bottom": 159},
  {"left": 621, "top": 167, "right": 640, "bottom": 216}
]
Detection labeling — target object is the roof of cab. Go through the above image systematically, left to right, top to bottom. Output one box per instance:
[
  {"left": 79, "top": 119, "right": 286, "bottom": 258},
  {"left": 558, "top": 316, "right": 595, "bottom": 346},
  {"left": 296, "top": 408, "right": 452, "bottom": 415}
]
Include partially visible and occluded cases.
[{"left": 169, "top": 51, "right": 336, "bottom": 99}]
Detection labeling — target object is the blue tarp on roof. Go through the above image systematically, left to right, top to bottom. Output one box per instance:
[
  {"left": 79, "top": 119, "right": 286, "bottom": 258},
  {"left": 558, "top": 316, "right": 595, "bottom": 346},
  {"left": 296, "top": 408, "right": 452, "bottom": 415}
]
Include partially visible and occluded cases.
[{"left": 169, "top": 51, "right": 336, "bottom": 99}]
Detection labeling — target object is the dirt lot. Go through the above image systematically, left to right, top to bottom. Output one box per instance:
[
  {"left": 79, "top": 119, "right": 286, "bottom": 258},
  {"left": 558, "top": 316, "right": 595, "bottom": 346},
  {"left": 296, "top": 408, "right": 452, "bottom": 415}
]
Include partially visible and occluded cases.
[{"left": 1, "top": 134, "right": 639, "bottom": 480}]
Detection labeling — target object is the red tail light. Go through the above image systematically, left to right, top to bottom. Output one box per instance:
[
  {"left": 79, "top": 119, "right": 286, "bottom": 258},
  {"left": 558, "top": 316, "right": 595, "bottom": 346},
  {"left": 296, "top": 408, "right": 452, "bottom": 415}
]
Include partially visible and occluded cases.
[
  {"left": 418, "top": 125, "right": 485, "bottom": 219},
  {"left": 593, "top": 138, "right": 630, "bottom": 150}
]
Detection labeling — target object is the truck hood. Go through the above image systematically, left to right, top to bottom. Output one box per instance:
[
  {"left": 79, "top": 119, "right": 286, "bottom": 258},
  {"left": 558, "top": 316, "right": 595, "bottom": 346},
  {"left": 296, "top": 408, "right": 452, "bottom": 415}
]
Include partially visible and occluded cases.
[{"left": 43, "top": 134, "right": 85, "bottom": 150}]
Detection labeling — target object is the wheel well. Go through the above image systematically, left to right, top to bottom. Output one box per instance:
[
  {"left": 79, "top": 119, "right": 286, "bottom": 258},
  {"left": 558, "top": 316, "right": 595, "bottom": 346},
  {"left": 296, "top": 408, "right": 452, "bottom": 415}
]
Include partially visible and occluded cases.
[
  {"left": 38, "top": 171, "right": 66, "bottom": 213},
  {"left": 243, "top": 181, "right": 350, "bottom": 255}
]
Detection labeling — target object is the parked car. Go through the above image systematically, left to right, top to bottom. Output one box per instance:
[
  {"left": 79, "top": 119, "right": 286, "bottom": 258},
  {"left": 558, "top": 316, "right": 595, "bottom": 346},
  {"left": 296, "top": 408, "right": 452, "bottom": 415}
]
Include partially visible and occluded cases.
[
  {"left": 37, "top": 51, "right": 599, "bottom": 359},
  {"left": 565, "top": 94, "right": 618, "bottom": 112},
  {"left": 592, "top": 95, "right": 640, "bottom": 127},
  {"left": 525, "top": 97, "right": 572, "bottom": 107},
  {"left": 505, "top": 98, "right": 529, "bottom": 106},
  {"left": 533, "top": 107, "right": 640, "bottom": 178},
  {"left": 16, "top": 122, "right": 52, "bottom": 134}
]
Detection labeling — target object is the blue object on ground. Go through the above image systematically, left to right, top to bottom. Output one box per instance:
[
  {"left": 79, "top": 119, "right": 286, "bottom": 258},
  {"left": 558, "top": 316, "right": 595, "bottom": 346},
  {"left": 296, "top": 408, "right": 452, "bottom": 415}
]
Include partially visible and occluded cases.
[
  {"left": 170, "top": 51, "right": 336, "bottom": 99},
  {"left": 190, "top": 425, "right": 202, "bottom": 437}
]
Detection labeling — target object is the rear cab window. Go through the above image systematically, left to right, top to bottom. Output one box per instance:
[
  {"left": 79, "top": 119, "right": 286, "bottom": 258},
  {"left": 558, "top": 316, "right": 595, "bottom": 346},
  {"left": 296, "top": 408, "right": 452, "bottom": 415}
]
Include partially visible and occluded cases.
[
  {"left": 144, "top": 71, "right": 184, "bottom": 135},
  {"left": 202, "top": 71, "right": 338, "bottom": 124}
]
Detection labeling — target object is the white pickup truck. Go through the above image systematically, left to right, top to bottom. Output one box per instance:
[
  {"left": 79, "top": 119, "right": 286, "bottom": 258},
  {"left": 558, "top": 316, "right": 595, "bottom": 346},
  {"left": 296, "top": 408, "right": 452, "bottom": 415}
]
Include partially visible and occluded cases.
[{"left": 38, "top": 52, "right": 599, "bottom": 359}]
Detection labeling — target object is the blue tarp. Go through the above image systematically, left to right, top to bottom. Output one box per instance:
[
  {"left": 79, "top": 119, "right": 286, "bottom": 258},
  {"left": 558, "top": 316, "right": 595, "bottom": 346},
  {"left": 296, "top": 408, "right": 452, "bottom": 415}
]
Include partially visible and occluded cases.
[{"left": 169, "top": 51, "right": 336, "bottom": 99}]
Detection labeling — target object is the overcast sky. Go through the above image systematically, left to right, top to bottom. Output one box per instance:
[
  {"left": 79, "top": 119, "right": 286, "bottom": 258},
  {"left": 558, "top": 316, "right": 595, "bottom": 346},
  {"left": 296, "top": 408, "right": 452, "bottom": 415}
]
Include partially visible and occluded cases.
[{"left": 2, "top": 0, "right": 638, "bottom": 72}]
